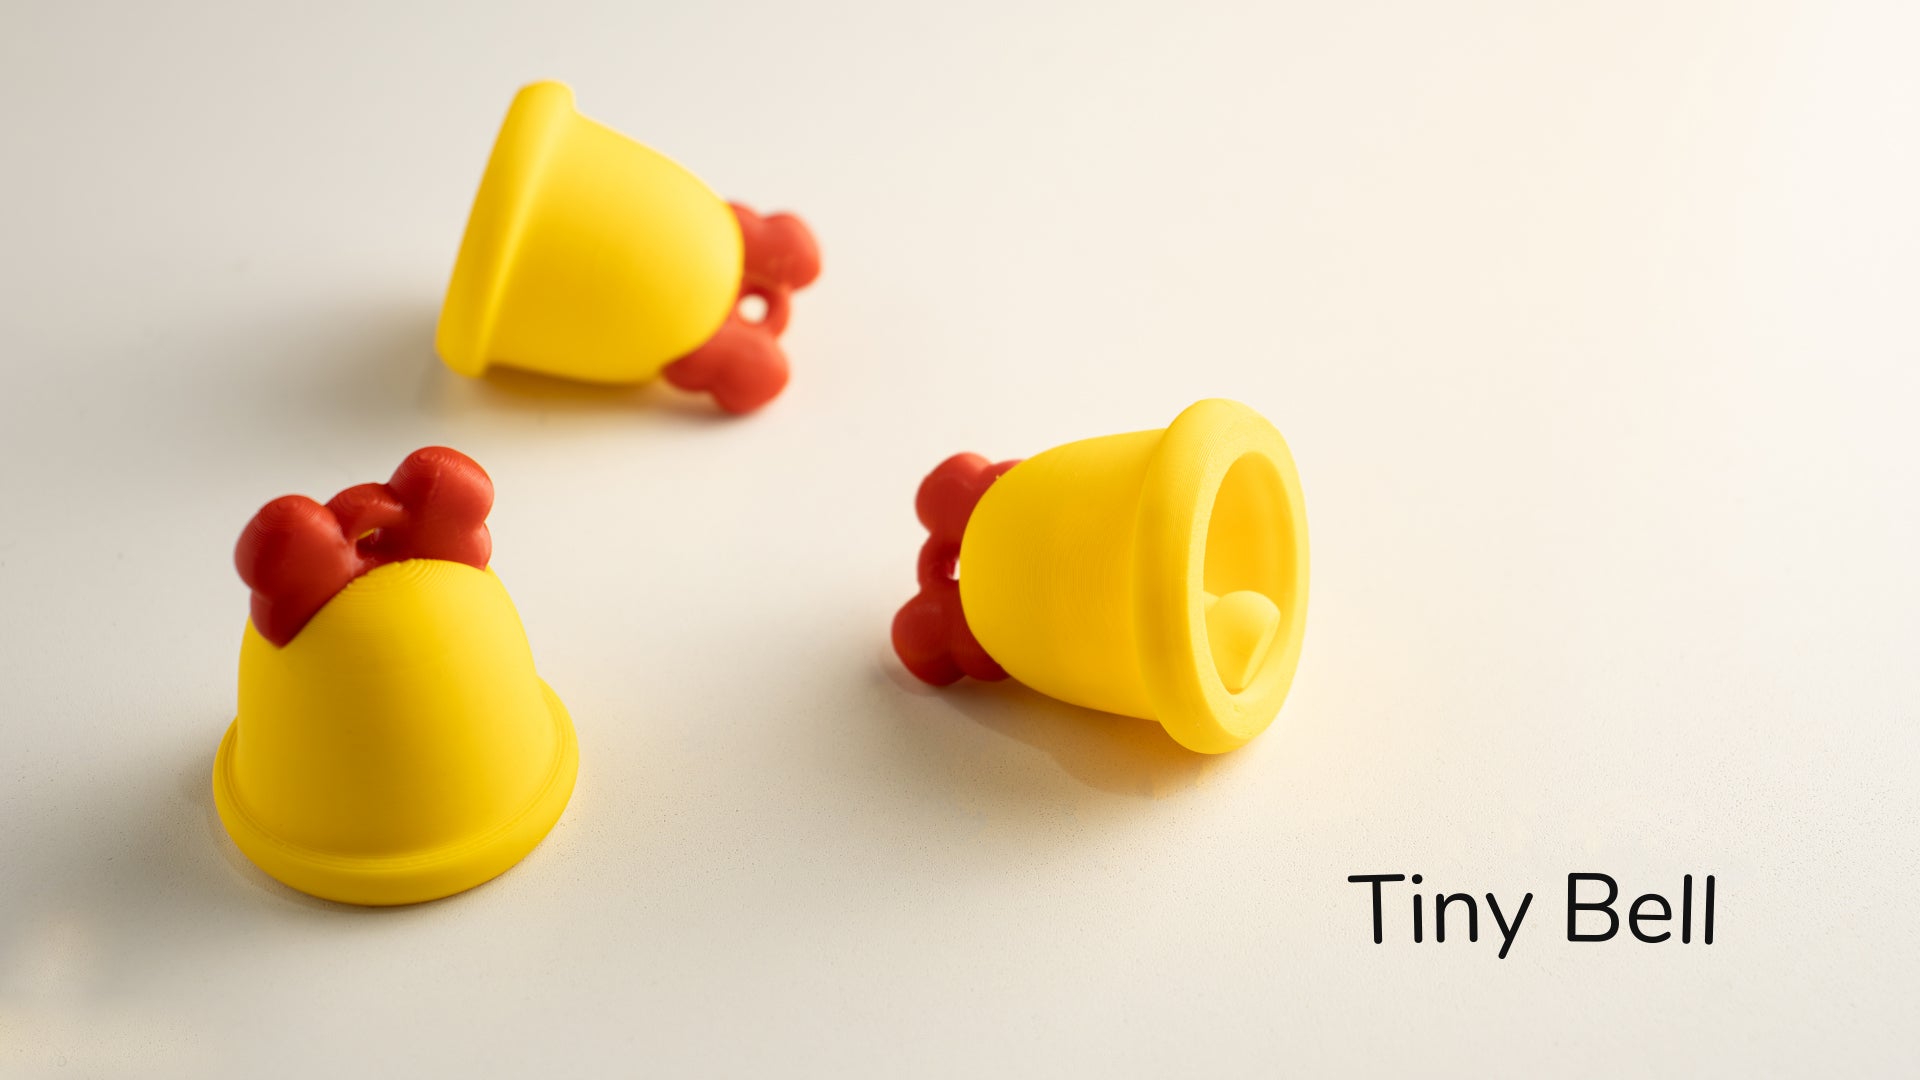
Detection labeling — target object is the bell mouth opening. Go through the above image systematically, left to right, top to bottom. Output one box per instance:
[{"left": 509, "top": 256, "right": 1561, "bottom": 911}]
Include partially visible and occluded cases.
[
  {"left": 1132, "top": 399, "right": 1308, "bottom": 753},
  {"left": 1201, "top": 452, "right": 1297, "bottom": 695}
]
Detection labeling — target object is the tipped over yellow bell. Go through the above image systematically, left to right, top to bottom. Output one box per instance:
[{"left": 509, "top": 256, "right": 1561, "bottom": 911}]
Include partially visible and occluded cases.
[
  {"left": 436, "top": 80, "right": 743, "bottom": 383},
  {"left": 897, "top": 400, "right": 1309, "bottom": 753},
  {"left": 213, "top": 561, "right": 579, "bottom": 905}
]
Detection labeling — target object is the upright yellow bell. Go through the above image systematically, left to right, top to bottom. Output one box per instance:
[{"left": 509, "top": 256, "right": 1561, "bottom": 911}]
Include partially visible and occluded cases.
[
  {"left": 436, "top": 80, "right": 744, "bottom": 385},
  {"left": 893, "top": 400, "right": 1309, "bottom": 754},
  {"left": 215, "top": 448, "right": 578, "bottom": 905}
]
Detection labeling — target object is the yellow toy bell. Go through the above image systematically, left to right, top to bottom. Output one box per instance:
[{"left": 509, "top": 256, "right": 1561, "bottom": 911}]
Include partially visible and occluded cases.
[
  {"left": 437, "top": 80, "right": 822, "bottom": 414},
  {"left": 892, "top": 400, "right": 1309, "bottom": 754},
  {"left": 214, "top": 448, "right": 578, "bottom": 905}
]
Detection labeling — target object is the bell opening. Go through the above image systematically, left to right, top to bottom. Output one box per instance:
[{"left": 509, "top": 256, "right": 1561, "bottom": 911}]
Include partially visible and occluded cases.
[{"left": 1201, "top": 452, "right": 1296, "bottom": 694}]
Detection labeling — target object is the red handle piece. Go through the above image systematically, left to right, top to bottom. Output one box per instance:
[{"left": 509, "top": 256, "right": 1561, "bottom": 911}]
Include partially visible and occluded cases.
[
  {"left": 664, "top": 203, "right": 822, "bottom": 414},
  {"left": 235, "top": 447, "right": 494, "bottom": 646},
  {"left": 891, "top": 453, "right": 1021, "bottom": 685}
]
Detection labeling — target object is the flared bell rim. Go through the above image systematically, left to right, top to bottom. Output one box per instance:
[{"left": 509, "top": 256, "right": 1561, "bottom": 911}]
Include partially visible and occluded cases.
[
  {"left": 435, "top": 80, "right": 580, "bottom": 377},
  {"left": 1133, "top": 399, "right": 1310, "bottom": 754},
  {"left": 211, "top": 680, "right": 579, "bottom": 906}
]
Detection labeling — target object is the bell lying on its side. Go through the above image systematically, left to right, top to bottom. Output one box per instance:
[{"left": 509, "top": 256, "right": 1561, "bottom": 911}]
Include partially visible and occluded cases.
[
  {"left": 436, "top": 80, "right": 821, "bottom": 414},
  {"left": 893, "top": 399, "right": 1310, "bottom": 754}
]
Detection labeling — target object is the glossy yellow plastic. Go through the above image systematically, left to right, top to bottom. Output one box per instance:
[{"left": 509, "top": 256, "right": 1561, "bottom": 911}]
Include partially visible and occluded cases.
[
  {"left": 436, "top": 80, "right": 744, "bottom": 384},
  {"left": 958, "top": 399, "right": 1309, "bottom": 753},
  {"left": 213, "top": 560, "right": 578, "bottom": 905}
]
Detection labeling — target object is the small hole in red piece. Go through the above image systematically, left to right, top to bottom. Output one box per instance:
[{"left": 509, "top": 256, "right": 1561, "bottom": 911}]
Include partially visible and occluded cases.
[
  {"left": 737, "top": 294, "right": 769, "bottom": 324},
  {"left": 930, "top": 551, "right": 961, "bottom": 585}
]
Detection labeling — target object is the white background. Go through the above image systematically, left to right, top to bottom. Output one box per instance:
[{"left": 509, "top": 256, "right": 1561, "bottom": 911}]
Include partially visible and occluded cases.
[{"left": 3, "top": 1, "right": 1917, "bottom": 1075}]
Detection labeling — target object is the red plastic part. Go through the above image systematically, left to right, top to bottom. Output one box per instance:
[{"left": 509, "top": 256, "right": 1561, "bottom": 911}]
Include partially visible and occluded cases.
[
  {"left": 664, "top": 203, "right": 822, "bottom": 414},
  {"left": 235, "top": 447, "right": 494, "bottom": 647},
  {"left": 891, "top": 453, "right": 1022, "bottom": 685}
]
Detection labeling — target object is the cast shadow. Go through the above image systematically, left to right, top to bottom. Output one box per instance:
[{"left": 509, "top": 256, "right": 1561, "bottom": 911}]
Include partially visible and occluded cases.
[
  {"left": 224, "top": 299, "right": 737, "bottom": 437},
  {"left": 462, "top": 366, "right": 732, "bottom": 425},
  {"left": 876, "top": 648, "right": 1232, "bottom": 800},
  {"left": 5, "top": 729, "right": 517, "bottom": 992}
]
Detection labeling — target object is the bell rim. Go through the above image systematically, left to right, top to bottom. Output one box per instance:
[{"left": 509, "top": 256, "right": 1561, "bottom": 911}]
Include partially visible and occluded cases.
[
  {"left": 434, "top": 80, "right": 579, "bottom": 378},
  {"left": 211, "top": 679, "right": 579, "bottom": 906}
]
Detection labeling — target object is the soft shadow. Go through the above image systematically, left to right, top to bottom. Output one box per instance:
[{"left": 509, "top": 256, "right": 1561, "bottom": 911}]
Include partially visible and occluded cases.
[
  {"left": 214, "top": 298, "right": 738, "bottom": 435},
  {"left": 206, "top": 300, "right": 449, "bottom": 439},
  {"left": 463, "top": 366, "right": 732, "bottom": 424},
  {"left": 877, "top": 647, "right": 1229, "bottom": 799},
  {"left": 6, "top": 730, "right": 502, "bottom": 987}
]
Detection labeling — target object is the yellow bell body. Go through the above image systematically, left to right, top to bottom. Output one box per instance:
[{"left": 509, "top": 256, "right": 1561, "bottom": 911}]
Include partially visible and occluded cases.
[
  {"left": 436, "top": 80, "right": 744, "bottom": 384},
  {"left": 959, "top": 400, "right": 1309, "bottom": 753},
  {"left": 213, "top": 560, "right": 579, "bottom": 905}
]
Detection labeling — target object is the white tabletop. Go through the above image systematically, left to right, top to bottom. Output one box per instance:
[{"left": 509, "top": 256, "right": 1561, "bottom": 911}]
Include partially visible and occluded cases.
[{"left": 2, "top": 2, "right": 1916, "bottom": 1075}]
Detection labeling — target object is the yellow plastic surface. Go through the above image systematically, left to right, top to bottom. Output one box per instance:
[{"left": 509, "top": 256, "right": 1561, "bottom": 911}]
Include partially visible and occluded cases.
[
  {"left": 436, "top": 80, "right": 744, "bottom": 384},
  {"left": 958, "top": 399, "right": 1309, "bottom": 753},
  {"left": 213, "top": 560, "right": 578, "bottom": 905}
]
